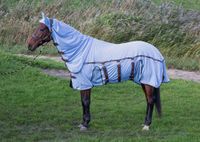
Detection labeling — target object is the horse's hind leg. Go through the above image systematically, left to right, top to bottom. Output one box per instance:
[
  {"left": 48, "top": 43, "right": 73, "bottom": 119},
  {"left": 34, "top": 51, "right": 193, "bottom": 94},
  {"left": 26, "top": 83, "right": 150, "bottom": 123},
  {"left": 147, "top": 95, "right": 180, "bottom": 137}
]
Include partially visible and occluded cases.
[
  {"left": 141, "top": 84, "right": 154, "bottom": 130},
  {"left": 154, "top": 87, "right": 162, "bottom": 117},
  {"left": 79, "top": 89, "right": 91, "bottom": 131}
]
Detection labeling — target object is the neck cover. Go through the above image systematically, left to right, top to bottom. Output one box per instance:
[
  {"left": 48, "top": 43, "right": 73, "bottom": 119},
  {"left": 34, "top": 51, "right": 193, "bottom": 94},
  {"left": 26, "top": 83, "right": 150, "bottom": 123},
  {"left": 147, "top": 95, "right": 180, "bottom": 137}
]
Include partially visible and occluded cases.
[{"left": 40, "top": 14, "right": 93, "bottom": 73}]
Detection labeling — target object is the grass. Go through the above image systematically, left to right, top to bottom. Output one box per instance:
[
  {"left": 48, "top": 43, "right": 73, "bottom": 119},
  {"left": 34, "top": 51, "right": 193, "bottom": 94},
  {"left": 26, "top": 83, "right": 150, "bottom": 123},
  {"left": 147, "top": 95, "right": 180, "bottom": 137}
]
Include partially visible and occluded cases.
[
  {"left": 1, "top": 0, "right": 200, "bottom": 11},
  {"left": 153, "top": 0, "right": 200, "bottom": 11},
  {"left": 0, "top": 44, "right": 58, "bottom": 55},
  {"left": 1, "top": 49, "right": 200, "bottom": 141},
  {"left": 0, "top": 51, "right": 65, "bottom": 71},
  {"left": 166, "top": 57, "right": 200, "bottom": 71}
]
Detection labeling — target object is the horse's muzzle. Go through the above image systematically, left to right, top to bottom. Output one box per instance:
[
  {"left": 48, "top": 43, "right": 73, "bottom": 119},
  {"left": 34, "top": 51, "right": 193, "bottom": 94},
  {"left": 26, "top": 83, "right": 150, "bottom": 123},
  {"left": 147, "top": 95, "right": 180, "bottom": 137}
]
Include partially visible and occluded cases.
[{"left": 28, "top": 44, "right": 35, "bottom": 51}]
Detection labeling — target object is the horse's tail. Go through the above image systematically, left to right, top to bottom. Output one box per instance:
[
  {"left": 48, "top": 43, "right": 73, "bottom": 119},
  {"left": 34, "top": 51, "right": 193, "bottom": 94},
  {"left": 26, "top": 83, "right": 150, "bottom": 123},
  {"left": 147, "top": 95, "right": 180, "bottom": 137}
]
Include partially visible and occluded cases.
[{"left": 154, "top": 87, "right": 162, "bottom": 117}]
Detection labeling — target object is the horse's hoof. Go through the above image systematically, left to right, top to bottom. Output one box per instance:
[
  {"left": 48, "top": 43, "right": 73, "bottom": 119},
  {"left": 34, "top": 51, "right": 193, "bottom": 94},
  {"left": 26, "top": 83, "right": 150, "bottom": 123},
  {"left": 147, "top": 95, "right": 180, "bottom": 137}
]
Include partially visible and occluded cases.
[
  {"left": 78, "top": 124, "right": 88, "bottom": 131},
  {"left": 78, "top": 124, "right": 84, "bottom": 128},
  {"left": 80, "top": 125, "right": 88, "bottom": 131},
  {"left": 142, "top": 125, "right": 149, "bottom": 131}
]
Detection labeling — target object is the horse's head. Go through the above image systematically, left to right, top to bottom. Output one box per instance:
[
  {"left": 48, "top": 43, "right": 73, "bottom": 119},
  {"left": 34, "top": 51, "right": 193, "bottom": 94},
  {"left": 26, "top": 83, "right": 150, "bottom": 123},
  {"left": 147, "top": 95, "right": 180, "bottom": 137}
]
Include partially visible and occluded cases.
[{"left": 27, "top": 13, "right": 52, "bottom": 51}]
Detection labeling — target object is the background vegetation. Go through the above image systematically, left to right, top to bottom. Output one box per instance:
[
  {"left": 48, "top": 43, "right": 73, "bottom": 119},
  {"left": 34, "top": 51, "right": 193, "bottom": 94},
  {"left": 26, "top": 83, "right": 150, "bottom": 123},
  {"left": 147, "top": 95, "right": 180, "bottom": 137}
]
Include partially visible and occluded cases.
[{"left": 0, "top": 0, "right": 200, "bottom": 63}]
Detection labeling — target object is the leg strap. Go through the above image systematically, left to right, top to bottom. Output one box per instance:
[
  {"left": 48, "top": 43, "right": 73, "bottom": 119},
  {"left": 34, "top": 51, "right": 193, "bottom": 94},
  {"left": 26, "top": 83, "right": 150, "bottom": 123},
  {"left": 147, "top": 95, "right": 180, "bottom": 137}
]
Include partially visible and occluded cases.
[
  {"left": 129, "top": 62, "right": 134, "bottom": 80},
  {"left": 117, "top": 64, "right": 121, "bottom": 82},
  {"left": 102, "top": 66, "right": 109, "bottom": 84}
]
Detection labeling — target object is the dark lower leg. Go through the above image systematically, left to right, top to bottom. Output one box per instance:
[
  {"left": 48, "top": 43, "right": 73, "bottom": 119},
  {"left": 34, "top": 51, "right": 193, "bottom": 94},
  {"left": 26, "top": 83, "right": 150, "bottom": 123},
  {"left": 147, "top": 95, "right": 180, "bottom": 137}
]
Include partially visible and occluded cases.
[
  {"left": 142, "top": 84, "right": 154, "bottom": 126},
  {"left": 142, "top": 85, "right": 149, "bottom": 121},
  {"left": 154, "top": 88, "right": 162, "bottom": 117},
  {"left": 80, "top": 89, "right": 91, "bottom": 127},
  {"left": 144, "top": 102, "right": 154, "bottom": 125},
  {"left": 144, "top": 103, "right": 149, "bottom": 123}
]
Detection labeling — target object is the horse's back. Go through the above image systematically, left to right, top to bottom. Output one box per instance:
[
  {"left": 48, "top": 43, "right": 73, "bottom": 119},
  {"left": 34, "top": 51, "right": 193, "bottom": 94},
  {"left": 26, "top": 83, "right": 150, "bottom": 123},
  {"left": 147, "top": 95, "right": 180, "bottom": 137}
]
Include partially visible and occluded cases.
[
  {"left": 72, "top": 39, "right": 169, "bottom": 90},
  {"left": 91, "top": 39, "right": 164, "bottom": 62}
]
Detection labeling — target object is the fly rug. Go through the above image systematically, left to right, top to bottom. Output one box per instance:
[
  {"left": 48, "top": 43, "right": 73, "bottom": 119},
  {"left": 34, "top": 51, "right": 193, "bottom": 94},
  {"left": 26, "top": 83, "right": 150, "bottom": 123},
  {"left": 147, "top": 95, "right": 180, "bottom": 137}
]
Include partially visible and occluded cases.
[{"left": 27, "top": 13, "right": 170, "bottom": 131}]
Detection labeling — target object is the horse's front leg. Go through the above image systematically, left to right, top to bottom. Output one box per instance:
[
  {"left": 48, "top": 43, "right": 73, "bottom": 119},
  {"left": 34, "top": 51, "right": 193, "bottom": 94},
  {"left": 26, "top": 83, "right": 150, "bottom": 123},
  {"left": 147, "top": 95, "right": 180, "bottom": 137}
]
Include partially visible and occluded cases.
[
  {"left": 142, "top": 84, "right": 154, "bottom": 131},
  {"left": 79, "top": 89, "right": 91, "bottom": 131}
]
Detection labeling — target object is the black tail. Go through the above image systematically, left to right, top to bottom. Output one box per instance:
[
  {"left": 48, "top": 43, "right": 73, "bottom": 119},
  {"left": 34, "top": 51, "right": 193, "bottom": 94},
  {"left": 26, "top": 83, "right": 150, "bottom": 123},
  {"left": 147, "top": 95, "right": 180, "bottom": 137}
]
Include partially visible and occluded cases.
[{"left": 154, "top": 87, "right": 162, "bottom": 117}]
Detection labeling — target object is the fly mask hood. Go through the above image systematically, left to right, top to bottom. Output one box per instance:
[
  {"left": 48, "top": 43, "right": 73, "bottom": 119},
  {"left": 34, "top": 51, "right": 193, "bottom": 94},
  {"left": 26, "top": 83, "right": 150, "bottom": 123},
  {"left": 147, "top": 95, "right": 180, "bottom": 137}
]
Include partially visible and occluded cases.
[{"left": 39, "top": 12, "right": 52, "bottom": 31}]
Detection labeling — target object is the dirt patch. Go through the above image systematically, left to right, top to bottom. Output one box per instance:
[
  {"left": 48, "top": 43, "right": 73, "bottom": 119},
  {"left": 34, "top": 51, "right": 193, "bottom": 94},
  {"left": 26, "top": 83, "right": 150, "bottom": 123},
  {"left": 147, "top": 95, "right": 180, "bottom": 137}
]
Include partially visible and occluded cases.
[
  {"left": 18, "top": 54, "right": 200, "bottom": 83},
  {"left": 41, "top": 68, "right": 200, "bottom": 83},
  {"left": 42, "top": 69, "right": 70, "bottom": 79},
  {"left": 167, "top": 69, "right": 200, "bottom": 83}
]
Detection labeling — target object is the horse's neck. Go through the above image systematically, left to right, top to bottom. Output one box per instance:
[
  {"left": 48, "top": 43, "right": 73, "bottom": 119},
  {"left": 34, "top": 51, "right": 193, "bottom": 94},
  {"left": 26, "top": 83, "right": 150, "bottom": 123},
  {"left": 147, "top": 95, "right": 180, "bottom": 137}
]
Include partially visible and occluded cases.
[
  {"left": 52, "top": 20, "right": 94, "bottom": 73},
  {"left": 52, "top": 21, "right": 88, "bottom": 48}
]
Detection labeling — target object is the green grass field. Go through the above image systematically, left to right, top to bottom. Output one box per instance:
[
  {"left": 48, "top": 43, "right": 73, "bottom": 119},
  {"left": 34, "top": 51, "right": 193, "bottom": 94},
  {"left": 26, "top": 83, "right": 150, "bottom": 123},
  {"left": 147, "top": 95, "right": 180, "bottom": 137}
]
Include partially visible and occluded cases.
[{"left": 1, "top": 51, "right": 200, "bottom": 141}]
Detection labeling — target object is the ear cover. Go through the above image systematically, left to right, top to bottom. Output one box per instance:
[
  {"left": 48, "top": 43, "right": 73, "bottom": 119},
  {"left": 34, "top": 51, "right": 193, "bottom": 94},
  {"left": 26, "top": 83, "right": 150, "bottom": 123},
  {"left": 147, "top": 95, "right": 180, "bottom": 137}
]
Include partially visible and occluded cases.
[{"left": 39, "top": 12, "right": 51, "bottom": 29}]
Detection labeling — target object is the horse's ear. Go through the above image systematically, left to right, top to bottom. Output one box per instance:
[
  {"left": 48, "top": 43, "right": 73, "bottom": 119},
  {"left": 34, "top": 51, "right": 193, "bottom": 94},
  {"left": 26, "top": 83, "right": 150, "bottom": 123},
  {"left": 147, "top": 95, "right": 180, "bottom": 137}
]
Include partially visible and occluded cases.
[
  {"left": 40, "top": 12, "right": 50, "bottom": 28},
  {"left": 40, "top": 12, "right": 49, "bottom": 25},
  {"left": 41, "top": 12, "right": 45, "bottom": 19}
]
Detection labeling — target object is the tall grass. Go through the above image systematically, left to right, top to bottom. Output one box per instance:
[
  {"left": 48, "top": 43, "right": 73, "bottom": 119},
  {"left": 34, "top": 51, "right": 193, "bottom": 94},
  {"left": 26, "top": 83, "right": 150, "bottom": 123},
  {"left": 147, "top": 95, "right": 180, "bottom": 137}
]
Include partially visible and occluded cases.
[
  {"left": 0, "top": 0, "right": 200, "bottom": 60},
  {"left": 153, "top": 0, "right": 200, "bottom": 11}
]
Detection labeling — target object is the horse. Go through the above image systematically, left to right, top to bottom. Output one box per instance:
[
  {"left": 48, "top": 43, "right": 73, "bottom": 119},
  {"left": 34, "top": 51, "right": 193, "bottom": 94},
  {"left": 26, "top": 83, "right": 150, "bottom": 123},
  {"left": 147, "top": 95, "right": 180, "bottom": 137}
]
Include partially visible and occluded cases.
[{"left": 27, "top": 13, "right": 169, "bottom": 131}]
